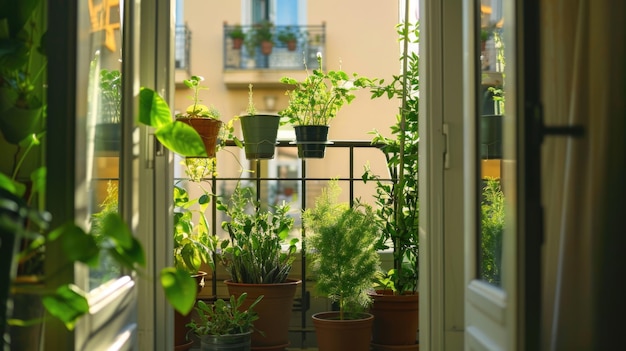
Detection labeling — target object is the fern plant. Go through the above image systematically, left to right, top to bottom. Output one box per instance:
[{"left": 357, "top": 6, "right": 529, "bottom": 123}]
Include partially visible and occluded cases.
[{"left": 303, "top": 180, "right": 381, "bottom": 319}]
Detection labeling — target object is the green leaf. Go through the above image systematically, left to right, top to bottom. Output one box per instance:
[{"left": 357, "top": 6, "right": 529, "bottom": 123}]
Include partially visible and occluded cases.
[
  {"left": 138, "top": 87, "right": 173, "bottom": 128},
  {"left": 154, "top": 121, "right": 207, "bottom": 157},
  {"left": 100, "top": 212, "right": 133, "bottom": 249},
  {"left": 56, "top": 223, "right": 100, "bottom": 266},
  {"left": 160, "top": 267, "right": 197, "bottom": 315},
  {"left": 41, "top": 284, "right": 89, "bottom": 330}
]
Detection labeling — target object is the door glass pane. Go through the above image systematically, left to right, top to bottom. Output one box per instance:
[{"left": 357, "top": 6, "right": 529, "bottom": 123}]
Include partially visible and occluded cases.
[
  {"left": 80, "top": 0, "right": 124, "bottom": 290},
  {"left": 478, "top": 0, "right": 507, "bottom": 286}
]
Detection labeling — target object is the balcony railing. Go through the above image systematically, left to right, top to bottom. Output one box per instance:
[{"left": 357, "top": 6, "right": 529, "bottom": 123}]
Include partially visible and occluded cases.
[
  {"left": 223, "top": 23, "right": 326, "bottom": 70},
  {"left": 175, "top": 25, "right": 191, "bottom": 70},
  {"left": 175, "top": 140, "right": 391, "bottom": 348}
]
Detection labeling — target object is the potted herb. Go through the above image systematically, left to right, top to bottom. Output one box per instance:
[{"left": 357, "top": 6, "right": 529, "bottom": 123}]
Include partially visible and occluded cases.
[
  {"left": 252, "top": 20, "right": 274, "bottom": 55},
  {"left": 364, "top": 21, "right": 420, "bottom": 350},
  {"left": 229, "top": 24, "right": 246, "bottom": 50},
  {"left": 277, "top": 26, "right": 298, "bottom": 51},
  {"left": 279, "top": 53, "right": 373, "bottom": 158},
  {"left": 176, "top": 75, "right": 223, "bottom": 158},
  {"left": 238, "top": 84, "right": 282, "bottom": 159},
  {"left": 303, "top": 180, "right": 381, "bottom": 351},
  {"left": 216, "top": 183, "right": 300, "bottom": 350},
  {"left": 186, "top": 293, "right": 263, "bottom": 351}
]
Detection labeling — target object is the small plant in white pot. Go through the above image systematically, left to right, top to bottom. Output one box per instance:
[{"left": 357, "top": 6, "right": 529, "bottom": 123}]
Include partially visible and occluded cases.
[{"left": 303, "top": 180, "right": 381, "bottom": 351}]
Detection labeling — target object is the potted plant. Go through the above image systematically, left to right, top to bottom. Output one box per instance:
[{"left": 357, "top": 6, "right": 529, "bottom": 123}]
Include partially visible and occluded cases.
[
  {"left": 0, "top": 0, "right": 46, "bottom": 145},
  {"left": 252, "top": 20, "right": 274, "bottom": 55},
  {"left": 363, "top": 21, "right": 420, "bottom": 350},
  {"left": 229, "top": 24, "right": 246, "bottom": 50},
  {"left": 277, "top": 26, "right": 298, "bottom": 51},
  {"left": 279, "top": 53, "right": 373, "bottom": 158},
  {"left": 95, "top": 69, "right": 122, "bottom": 152},
  {"left": 175, "top": 75, "right": 224, "bottom": 159},
  {"left": 238, "top": 84, "right": 282, "bottom": 159},
  {"left": 303, "top": 180, "right": 381, "bottom": 351},
  {"left": 216, "top": 183, "right": 301, "bottom": 350},
  {"left": 186, "top": 293, "right": 263, "bottom": 351}
]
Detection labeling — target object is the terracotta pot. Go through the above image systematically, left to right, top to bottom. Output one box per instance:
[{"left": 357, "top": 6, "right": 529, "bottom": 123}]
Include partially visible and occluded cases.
[
  {"left": 232, "top": 37, "right": 244, "bottom": 50},
  {"left": 286, "top": 40, "right": 297, "bottom": 51},
  {"left": 260, "top": 41, "right": 273, "bottom": 55},
  {"left": 240, "top": 114, "right": 280, "bottom": 159},
  {"left": 176, "top": 118, "right": 223, "bottom": 158},
  {"left": 175, "top": 271, "right": 208, "bottom": 350},
  {"left": 225, "top": 279, "right": 301, "bottom": 351},
  {"left": 369, "top": 290, "right": 419, "bottom": 349},
  {"left": 312, "top": 311, "right": 374, "bottom": 351}
]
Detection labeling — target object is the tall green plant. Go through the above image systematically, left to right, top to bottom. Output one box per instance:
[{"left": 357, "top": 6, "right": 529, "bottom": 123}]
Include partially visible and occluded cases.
[
  {"left": 364, "top": 22, "right": 420, "bottom": 294},
  {"left": 480, "top": 178, "right": 504, "bottom": 284},
  {"left": 303, "top": 180, "right": 380, "bottom": 319},
  {"left": 217, "top": 184, "right": 298, "bottom": 284}
]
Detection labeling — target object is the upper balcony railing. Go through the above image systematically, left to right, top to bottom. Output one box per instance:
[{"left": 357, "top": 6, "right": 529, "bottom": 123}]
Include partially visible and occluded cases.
[{"left": 223, "top": 23, "right": 326, "bottom": 71}]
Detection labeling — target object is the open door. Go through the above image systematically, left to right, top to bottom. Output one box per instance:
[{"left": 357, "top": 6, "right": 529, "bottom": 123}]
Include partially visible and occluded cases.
[
  {"left": 44, "top": 0, "right": 141, "bottom": 349},
  {"left": 464, "top": 0, "right": 541, "bottom": 349}
]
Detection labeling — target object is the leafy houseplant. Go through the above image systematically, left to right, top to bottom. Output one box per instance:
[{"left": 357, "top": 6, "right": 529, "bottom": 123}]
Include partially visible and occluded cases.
[
  {"left": 0, "top": 0, "right": 47, "bottom": 145},
  {"left": 364, "top": 21, "right": 420, "bottom": 349},
  {"left": 229, "top": 24, "right": 246, "bottom": 50},
  {"left": 277, "top": 26, "right": 298, "bottom": 51},
  {"left": 279, "top": 53, "right": 373, "bottom": 158},
  {"left": 95, "top": 69, "right": 122, "bottom": 151},
  {"left": 238, "top": 84, "right": 282, "bottom": 159},
  {"left": 303, "top": 180, "right": 380, "bottom": 350},
  {"left": 216, "top": 183, "right": 300, "bottom": 350},
  {"left": 186, "top": 293, "right": 263, "bottom": 351}
]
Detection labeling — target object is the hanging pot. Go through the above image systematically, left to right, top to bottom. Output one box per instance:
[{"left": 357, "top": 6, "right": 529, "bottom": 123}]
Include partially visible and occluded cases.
[
  {"left": 240, "top": 114, "right": 280, "bottom": 159},
  {"left": 177, "top": 118, "right": 223, "bottom": 158},
  {"left": 291, "top": 125, "right": 333, "bottom": 159},
  {"left": 225, "top": 279, "right": 301, "bottom": 351},
  {"left": 369, "top": 290, "right": 419, "bottom": 350},
  {"left": 312, "top": 311, "right": 374, "bottom": 351}
]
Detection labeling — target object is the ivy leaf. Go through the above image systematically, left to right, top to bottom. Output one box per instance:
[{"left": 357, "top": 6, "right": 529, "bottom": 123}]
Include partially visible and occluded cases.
[{"left": 160, "top": 267, "right": 197, "bottom": 315}]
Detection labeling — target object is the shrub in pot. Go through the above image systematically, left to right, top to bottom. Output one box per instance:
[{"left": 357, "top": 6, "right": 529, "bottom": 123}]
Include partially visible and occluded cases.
[{"left": 303, "top": 180, "right": 381, "bottom": 351}]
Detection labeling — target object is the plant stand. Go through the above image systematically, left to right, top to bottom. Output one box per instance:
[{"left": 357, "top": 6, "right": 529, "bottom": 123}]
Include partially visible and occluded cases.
[
  {"left": 240, "top": 114, "right": 280, "bottom": 159},
  {"left": 291, "top": 125, "right": 333, "bottom": 158},
  {"left": 225, "top": 279, "right": 301, "bottom": 351},
  {"left": 369, "top": 290, "right": 419, "bottom": 350},
  {"left": 312, "top": 312, "right": 374, "bottom": 351}
]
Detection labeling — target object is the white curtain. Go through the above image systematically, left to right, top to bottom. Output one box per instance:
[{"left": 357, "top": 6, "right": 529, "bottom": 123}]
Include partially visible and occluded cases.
[{"left": 541, "top": 0, "right": 626, "bottom": 350}]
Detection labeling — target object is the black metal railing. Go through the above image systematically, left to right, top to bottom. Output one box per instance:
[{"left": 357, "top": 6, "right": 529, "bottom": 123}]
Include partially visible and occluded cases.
[
  {"left": 223, "top": 23, "right": 326, "bottom": 70},
  {"left": 176, "top": 140, "right": 392, "bottom": 348}
]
